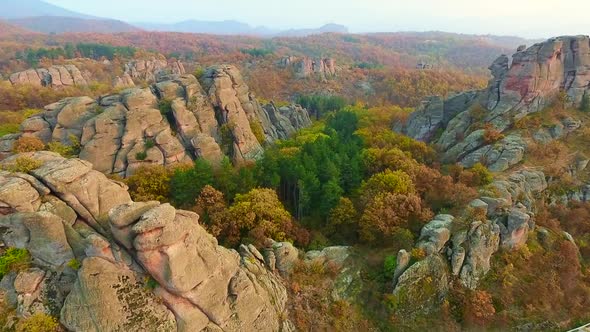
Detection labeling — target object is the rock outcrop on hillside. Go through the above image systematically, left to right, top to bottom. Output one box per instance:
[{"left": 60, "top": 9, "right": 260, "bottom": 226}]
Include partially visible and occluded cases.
[
  {"left": 396, "top": 36, "right": 590, "bottom": 171},
  {"left": 280, "top": 56, "right": 337, "bottom": 80},
  {"left": 124, "top": 58, "right": 186, "bottom": 83},
  {"left": 9, "top": 65, "right": 89, "bottom": 88},
  {"left": 0, "top": 66, "right": 311, "bottom": 175},
  {"left": 0, "top": 152, "right": 292, "bottom": 331},
  {"left": 392, "top": 166, "right": 550, "bottom": 305}
]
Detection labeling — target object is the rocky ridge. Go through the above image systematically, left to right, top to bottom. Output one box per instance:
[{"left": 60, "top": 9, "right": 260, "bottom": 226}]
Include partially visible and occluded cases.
[
  {"left": 396, "top": 35, "right": 590, "bottom": 172},
  {"left": 391, "top": 36, "right": 590, "bottom": 315},
  {"left": 0, "top": 65, "right": 311, "bottom": 175},
  {"left": 9, "top": 65, "right": 89, "bottom": 88},
  {"left": 0, "top": 151, "right": 293, "bottom": 331}
]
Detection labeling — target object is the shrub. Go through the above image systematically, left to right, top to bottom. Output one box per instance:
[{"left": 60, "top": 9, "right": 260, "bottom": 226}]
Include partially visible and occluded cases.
[
  {"left": 193, "top": 67, "right": 205, "bottom": 80},
  {"left": 580, "top": 93, "right": 590, "bottom": 112},
  {"left": 158, "top": 99, "right": 173, "bottom": 115},
  {"left": 469, "top": 104, "right": 487, "bottom": 122},
  {"left": 249, "top": 120, "right": 266, "bottom": 144},
  {"left": 0, "top": 123, "right": 20, "bottom": 137},
  {"left": 482, "top": 125, "right": 504, "bottom": 144},
  {"left": 12, "top": 136, "right": 45, "bottom": 153},
  {"left": 144, "top": 138, "right": 156, "bottom": 149},
  {"left": 47, "top": 141, "right": 77, "bottom": 157},
  {"left": 135, "top": 151, "right": 148, "bottom": 161},
  {"left": 3, "top": 156, "right": 43, "bottom": 173},
  {"left": 468, "top": 163, "right": 493, "bottom": 186},
  {"left": 125, "top": 165, "right": 171, "bottom": 202},
  {"left": 0, "top": 248, "right": 31, "bottom": 278},
  {"left": 411, "top": 248, "right": 426, "bottom": 262},
  {"left": 383, "top": 255, "right": 398, "bottom": 278},
  {"left": 67, "top": 258, "right": 81, "bottom": 271},
  {"left": 144, "top": 276, "right": 159, "bottom": 290},
  {"left": 463, "top": 290, "right": 495, "bottom": 326},
  {"left": 15, "top": 313, "right": 59, "bottom": 332}
]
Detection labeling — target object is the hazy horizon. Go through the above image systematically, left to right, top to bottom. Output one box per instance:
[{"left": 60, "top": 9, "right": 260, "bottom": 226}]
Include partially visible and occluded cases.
[{"left": 42, "top": 0, "right": 590, "bottom": 38}]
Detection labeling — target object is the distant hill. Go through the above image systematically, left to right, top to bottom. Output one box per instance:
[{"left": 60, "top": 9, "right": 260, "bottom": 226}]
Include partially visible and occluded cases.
[
  {"left": 0, "top": 0, "right": 94, "bottom": 19},
  {"left": 8, "top": 16, "right": 141, "bottom": 34},
  {"left": 0, "top": 20, "right": 36, "bottom": 37},
  {"left": 136, "top": 20, "right": 348, "bottom": 37},
  {"left": 137, "top": 20, "right": 269, "bottom": 35},
  {"left": 277, "top": 24, "right": 349, "bottom": 37}
]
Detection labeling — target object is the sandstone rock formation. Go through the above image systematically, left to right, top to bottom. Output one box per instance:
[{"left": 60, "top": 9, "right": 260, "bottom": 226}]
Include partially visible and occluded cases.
[
  {"left": 396, "top": 36, "right": 590, "bottom": 172},
  {"left": 280, "top": 56, "right": 337, "bottom": 80},
  {"left": 124, "top": 57, "right": 186, "bottom": 83},
  {"left": 9, "top": 65, "right": 88, "bottom": 88},
  {"left": 0, "top": 66, "right": 312, "bottom": 175},
  {"left": 0, "top": 152, "right": 292, "bottom": 331},
  {"left": 393, "top": 166, "right": 547, "bottom": 294}
]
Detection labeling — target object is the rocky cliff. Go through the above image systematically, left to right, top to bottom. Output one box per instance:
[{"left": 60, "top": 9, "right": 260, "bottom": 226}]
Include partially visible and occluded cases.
[
  {"left": 396, "top": 35, "right": 590, "bottom": 172},
  {"left": 390, "top": 36, "right": 590, "bottom": 318},
  {"left": 280, "top": 56, "right": 337, "bottom": 80},
  {"left": 124, "top": 58, "right": 186, "bottom": 83},
  {"left": 9, "top": 65, "right": 89, "bottom": 88},
  {"left": 0, "top": 66, "right": 311, "bottom": 175},
  {"left": 0, "top": 151, "right": 292, "bottom": 331}
]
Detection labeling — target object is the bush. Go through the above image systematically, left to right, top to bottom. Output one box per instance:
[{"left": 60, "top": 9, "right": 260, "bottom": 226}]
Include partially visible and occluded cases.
[
  {"left": 193, "top": 67, "right": 205, "bottom": 80},
  {"left": 580, "top": 93, "right": 590, "bottom": 112},
  {"left": 158, "top": 99, "right": 173, "bottom": 115},
  {"left": 250, "top": 120, "right": 266, "bottom": 144},
  {"left": 0, "top": 123, "right": 20, "bottom": 137},
  {"left": 482, "top": 125, "right": 504, "bottom": 144},
  {"left": 12, "top": 136, "right": 45, "bottom": 153},
  {"left": 144, "top": 138, "right": 156, "bottom": 149},
  {"left": 47, "top": 141, "right": 76, "bottom": 158},
  {"left": 135, "top": 151, "right": 148, "bottom": 161},
  {"left": 3, "top": 156, "right": 43, "bottom": 173},
  {"left": 469, "top": 163, "right": 493, "bottom": 186},
  {"left": 125, "top": 165, "right": 171, "bottom": 202},
  {"left": 0, "top": 248, "right": 30, "bottom": 278},
  {"left": 383, "top": 255, "right": 397, "bottom": 278},
  {"left": 67, "top": 258, "right": 81, "bottom": 271},
  {"left": 144, "top": 276, "right": 159, "bottom": 290},
  {"left": 463, "top": 290, "right": 495, "bottom": 326},
  {"left": 15, "top": 313, "right": 59, "bottom": 332}
]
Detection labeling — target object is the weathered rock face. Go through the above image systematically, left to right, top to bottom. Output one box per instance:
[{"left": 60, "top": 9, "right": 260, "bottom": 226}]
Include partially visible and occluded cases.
[
  {"left": 396, "top": 36, "right": 590, "bottom": 172},
  {"left": 280, "top": 56, "right": 337, "bottom": 80},
  {"left": 124, "top": 58, "right": 186, "bottom": 83},
  {"left": 9, "top": 65, "right": 88, "bottom": 88},
  {"left": 201, "top": 65, "right": 265, "bottom": 162},
  {"left": 1, "top": 66, "right": 312, "bottom": 174},
  {"left": 112, "top": 72, "right": 136, "bottom": 89},
  {"left": 259, "top": 103, "right": 312, "bottom": 143},
  {"left": 0, "top": 152, "right": 292, "bottom": 331},
  {"left": 416, "top": 214, "right": 454, "bottom": 255},
  {"left": 457, "top": 221, "right": 501, "bottom": 289},
  {"left": 391, "top": 254, "right": 450, "bottom": 318}
]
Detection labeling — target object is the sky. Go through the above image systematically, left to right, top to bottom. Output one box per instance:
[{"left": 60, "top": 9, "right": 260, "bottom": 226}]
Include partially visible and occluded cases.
[{"left": 44, "top": 0, "right": 590, "bottom": 38}]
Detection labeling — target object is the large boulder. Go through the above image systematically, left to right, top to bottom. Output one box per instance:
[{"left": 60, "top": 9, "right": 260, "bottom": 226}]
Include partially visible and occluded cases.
[
  {"left": 9, "top": 65, "right": 88, "bottom": 88},
  {"left": 416, "top": 214, "right": 454, "bottom": 255},
  {"left": 458, "top": 221, "right": 501, "bottom": 289},
  {"left": 391, "top": 254, "right": 450, "bottom": 318},
  {"left": 60, "top": 257, "right": 177, "bottom": 332}
]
